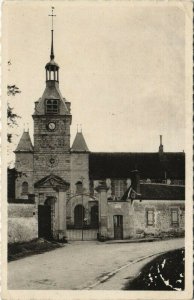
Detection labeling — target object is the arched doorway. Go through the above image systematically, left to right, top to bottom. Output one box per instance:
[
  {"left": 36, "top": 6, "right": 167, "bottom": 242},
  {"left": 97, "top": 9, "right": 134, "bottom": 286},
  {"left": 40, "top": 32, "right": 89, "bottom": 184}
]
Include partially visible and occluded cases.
[
  {"left": 74, "top": 204, "right": 85, "bottom": 229},
  {"left": 91, "top": 205, "right": 99, "bottom": 228}
]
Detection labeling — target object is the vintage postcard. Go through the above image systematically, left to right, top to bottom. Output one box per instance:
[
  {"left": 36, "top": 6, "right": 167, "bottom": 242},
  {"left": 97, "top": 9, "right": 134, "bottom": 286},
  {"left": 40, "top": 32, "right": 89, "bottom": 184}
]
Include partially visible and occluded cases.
[{"left": 1, "top": 1, "right": 193, "bottom": 299}]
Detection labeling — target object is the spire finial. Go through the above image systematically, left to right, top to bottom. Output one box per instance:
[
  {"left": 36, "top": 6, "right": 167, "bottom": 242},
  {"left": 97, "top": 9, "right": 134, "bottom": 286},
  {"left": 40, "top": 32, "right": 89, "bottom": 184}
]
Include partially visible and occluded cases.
[
  {"left": 49, "top": 6, "right": 56, "bottom": 60},
  {"left": 159, "top": 134, "right": 164, "bottom": 154},
  {"left": 160, "top": 134, "right": 163, "bottom": 146}
]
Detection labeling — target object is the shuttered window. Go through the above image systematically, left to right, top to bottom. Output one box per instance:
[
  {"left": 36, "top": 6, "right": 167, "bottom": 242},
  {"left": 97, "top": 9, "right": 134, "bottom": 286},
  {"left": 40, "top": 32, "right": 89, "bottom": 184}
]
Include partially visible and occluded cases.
[
  {"left": 147, "top": 209, "right": 154, "bottom": 226},
  {"left": 171, "top": 209, "right": 179, "bottom": 226}
]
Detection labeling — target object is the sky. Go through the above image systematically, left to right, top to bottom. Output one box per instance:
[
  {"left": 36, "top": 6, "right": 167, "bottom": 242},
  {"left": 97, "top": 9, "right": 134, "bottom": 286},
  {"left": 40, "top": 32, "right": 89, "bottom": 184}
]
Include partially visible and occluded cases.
[{"left": 4, "top": 1, "right": 186, "bottom": 164}]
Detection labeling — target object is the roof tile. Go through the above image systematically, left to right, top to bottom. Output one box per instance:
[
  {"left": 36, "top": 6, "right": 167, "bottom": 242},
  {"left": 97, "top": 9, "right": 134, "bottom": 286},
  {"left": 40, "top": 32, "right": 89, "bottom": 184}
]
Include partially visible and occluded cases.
[
  {"left": 15, "top": 131, "right": 33, "bottom": 152},
  {"left": 71, "top": 132, "right": 89, "bottom": 152},
  {"left": 89, "top": 152, "right": 185, "bottom": 180}
]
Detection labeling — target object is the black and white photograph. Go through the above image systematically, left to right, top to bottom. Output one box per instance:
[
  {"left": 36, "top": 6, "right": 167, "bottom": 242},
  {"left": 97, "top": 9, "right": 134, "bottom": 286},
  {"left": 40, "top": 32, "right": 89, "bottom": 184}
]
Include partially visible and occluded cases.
[{"left": 2, "top": 1, "right": 193, "bottom": 299}]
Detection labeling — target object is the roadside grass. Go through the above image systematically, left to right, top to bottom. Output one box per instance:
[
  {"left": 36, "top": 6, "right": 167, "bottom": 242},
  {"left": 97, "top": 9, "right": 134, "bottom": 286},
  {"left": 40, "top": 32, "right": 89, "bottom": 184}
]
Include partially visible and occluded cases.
[
  {"left": 8, "top": 238, "right": 63, "bottom": 262},
  {"left": 123, "top": 248, "right": 184, "bottom": 291}
]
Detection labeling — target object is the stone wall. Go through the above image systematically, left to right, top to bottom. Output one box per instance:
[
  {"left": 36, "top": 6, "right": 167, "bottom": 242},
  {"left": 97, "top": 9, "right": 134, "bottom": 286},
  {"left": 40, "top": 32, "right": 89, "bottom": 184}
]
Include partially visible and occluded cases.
[
  {"left": 33, "top": 114, "right": 71, "bottom": 184},
  {"left": 15, "top": 152, "right": 34, "bottom": 199},
  {"left": 33, "top": 153, "right": 71, "bottom": 183},
  {"left": 70, "top": 153, "right": 89, "bottom": 194},
  {"left": 106, "top": 199, "right": 185, "bottom": 240},
  {"left": 132, "top": 200, "right": 185, "bottom": 237},
  {"left": 107, "top": 201, "right": 133, "bottom": 239},
  {"left": 8, "top": 204, "right": 38, "bottom": 243}
]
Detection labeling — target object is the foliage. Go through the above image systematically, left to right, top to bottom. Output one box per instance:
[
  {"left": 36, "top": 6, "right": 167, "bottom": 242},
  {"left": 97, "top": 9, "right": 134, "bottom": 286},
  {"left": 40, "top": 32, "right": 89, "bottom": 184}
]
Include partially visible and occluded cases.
[
  {"left": 7, "top": 85, "right": 21, "bottom": 143},
  {"left": 8, "top": 238, "right": 62, "bottom": 261},
  {"left": 123, "top": 248, "right": 184, "bottom": 291}
]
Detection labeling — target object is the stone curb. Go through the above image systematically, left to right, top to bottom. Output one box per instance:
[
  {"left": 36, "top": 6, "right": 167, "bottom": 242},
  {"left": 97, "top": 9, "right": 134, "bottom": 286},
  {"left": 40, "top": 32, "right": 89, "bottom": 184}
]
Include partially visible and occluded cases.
[
  {"left": 105, "top": 238, "right": 161, "bottom": 244},
  {"left": 82, "top": 251, "right": 166, "bottom": 290}
]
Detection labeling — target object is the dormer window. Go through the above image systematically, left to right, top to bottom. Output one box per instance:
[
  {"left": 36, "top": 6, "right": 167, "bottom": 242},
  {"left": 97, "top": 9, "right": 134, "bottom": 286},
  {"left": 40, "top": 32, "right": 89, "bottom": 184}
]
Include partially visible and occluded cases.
[{"left": 46, "top": 99, "right": 59, "bottom": 114}]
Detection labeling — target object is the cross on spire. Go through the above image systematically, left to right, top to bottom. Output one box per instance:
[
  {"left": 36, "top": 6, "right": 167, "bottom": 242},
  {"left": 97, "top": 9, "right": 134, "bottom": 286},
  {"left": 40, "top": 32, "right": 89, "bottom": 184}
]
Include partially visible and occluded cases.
[
  {"left": 48, "top": 6, "right": 56, "bottom": 60},
  {"left": 49, "top": 6, "right": 56, "bottom": 31}
]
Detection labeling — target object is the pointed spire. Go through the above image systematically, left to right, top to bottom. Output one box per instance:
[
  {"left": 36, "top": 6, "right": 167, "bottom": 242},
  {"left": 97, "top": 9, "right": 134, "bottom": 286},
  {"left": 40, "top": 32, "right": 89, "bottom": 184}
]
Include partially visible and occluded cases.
[
  {"left": 45, "top": 7, "right": 59, "bottom": 83},
  {"left": 49, "top": 7, "right": 56, "bottom": 61},
  {"left": 50, "top": 30, "right": 54, "bottom": 60},
  {"left": 15, "top": 131, "right": 33, "bottom": 153},
  {"left": 71, "top": 131, "right": 89, "bottom": 152}
]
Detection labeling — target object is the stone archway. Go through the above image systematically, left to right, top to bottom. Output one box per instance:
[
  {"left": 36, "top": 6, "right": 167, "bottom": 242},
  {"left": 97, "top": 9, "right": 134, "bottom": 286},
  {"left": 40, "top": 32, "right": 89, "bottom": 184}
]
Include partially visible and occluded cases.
[{"left": 35, "top": 174, "right": 70, "bottom": 241}]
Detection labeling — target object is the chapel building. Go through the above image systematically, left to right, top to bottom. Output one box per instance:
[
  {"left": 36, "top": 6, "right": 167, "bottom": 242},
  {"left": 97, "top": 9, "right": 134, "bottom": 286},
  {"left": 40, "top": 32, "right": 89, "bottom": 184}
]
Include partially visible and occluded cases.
[{"left": 11, "top": 21, "right": 185, "bottom": 242}]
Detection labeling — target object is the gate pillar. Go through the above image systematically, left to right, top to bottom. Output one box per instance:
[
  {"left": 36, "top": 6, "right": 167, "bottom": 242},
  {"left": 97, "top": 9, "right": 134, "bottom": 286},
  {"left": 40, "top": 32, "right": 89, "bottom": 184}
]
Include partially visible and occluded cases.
[
  {"left": 96, "top": 182, "right": 109, "bottom": 240},
  {"left": 55, "top": 184, "right": 70, "bottom": 241}
]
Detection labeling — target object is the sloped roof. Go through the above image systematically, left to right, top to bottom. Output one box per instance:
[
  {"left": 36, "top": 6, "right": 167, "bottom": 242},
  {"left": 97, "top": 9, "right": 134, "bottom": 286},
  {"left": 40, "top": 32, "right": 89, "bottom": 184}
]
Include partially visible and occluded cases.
[
  {"left": 45, "top": 59, "right": 59, "bottom": 69},
  {"left": 33, "top": 81, "right": 69, "bottom": 115},
  {"left": 15, "top": 131, "right": 33, "bottom": 152},
  {"left": 71, "top": 132, "right": 89, "bottom": 152},
  {"left": 89, "top": 152, "right": 185, "bottom": 180},
  {"left": 121, "top": 183, "right": 185, "bottom": 201}
]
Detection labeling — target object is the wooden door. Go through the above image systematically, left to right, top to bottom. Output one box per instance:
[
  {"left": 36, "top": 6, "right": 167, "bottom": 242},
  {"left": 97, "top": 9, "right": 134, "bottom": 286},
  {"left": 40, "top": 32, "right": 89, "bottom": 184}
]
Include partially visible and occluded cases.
[
  {"left": 38, "top": 205, "right": 52, "bottom": 239},
  {"left": 113, "top": 215, "right": 123, "bottom": 239}
]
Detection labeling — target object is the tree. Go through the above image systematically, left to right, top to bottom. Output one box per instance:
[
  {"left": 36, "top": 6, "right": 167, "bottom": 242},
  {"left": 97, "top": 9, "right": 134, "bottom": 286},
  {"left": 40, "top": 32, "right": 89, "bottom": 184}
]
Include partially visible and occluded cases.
[{"left": 7, "top": 84, "right": 21, "bottom": 143}]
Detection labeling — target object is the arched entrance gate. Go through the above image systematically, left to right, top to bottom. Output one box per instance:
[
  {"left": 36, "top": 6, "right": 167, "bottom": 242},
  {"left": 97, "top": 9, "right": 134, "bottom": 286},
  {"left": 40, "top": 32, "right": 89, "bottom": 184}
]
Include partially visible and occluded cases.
[
  {"left": 35, "top": 174, "right": 70, "bottom": 241},
  {"left": 66, "top": 194, "right": 99, "bottom": 241}
]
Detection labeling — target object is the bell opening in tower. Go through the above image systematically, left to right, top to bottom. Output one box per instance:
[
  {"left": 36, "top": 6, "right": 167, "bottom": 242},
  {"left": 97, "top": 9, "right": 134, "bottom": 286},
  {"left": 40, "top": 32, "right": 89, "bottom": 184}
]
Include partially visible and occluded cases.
[{"left": 45, "top": 99, "right": 59, "bottom": 114}]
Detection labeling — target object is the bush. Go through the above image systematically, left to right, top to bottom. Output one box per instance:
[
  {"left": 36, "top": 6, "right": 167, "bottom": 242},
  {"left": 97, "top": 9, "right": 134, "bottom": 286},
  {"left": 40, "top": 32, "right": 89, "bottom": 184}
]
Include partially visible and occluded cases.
[
  {"left": 8, "top": 238, "right": 61, "bottom": 261},
  {"left": 123, "top": 248, "right": 185, "bottom": 290}
]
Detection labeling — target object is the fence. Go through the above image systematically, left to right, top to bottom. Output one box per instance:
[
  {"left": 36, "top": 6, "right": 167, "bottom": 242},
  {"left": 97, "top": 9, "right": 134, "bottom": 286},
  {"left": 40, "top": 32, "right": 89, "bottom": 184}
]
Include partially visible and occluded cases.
[{"left": 66, "top": 229, "right": 98, "bottom": 241}]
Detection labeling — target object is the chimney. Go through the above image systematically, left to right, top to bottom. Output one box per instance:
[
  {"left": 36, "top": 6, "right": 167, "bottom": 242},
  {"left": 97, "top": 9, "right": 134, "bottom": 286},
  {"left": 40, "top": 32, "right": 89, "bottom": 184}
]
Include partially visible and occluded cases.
[
  {"left": 159, "top": 135, "right": 164, "bottom": 154},
  {"left": 130, "top": 170, "right": 140, "bottom": 195}
]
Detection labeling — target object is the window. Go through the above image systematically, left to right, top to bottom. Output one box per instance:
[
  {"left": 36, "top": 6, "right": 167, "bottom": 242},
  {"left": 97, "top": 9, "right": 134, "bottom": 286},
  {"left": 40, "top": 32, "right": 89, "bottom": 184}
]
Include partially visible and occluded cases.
[
  {"left": 45, "top": 99, "right": 59, "bottom": 114},
  {"left": 113, "top": 180, "right": 127, "bottom": 199},
  {"left": 76, "top": 181, "right": 83, "bottom": 194},
  {"left": 22, "top": 182, "right": 28, "bottom": 195},
  {"left": 146, "top": 209, "right": 154, "bottom": 226},
  {"left": 171, "top": 209, "right": 179, "bottom": 226},
  {"left": 113, "top": 215, "right": 123, "bottom": 227}
]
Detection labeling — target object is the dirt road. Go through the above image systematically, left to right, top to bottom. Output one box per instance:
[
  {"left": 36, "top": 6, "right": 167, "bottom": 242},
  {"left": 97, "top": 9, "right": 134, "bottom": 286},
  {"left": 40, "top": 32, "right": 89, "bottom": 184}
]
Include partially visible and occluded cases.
[{"left": 8, "top": 238, "right": 184, "bottom": 290}]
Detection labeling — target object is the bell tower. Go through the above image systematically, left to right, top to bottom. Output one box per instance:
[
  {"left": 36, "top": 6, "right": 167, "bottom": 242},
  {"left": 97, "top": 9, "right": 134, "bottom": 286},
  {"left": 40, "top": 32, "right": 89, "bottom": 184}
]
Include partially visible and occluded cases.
[{"left": 32, "top": 8, "right": 72, "bottom": 185}]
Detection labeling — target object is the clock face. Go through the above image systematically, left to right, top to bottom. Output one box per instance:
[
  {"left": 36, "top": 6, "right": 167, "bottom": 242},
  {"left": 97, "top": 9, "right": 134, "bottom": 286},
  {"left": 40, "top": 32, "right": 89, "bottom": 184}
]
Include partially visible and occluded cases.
[
  {"left": 47, "top": 122, "right": 56, "bottom": 131},
  {"left": 46, "top": 155, "right": 59, "bottom": 167}
]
